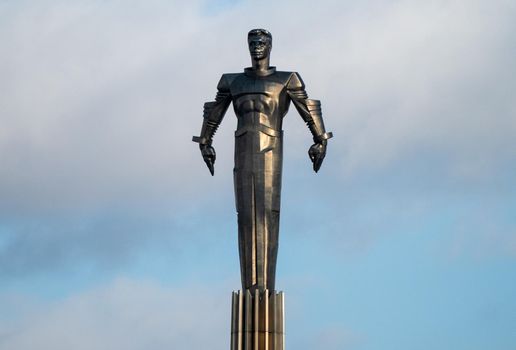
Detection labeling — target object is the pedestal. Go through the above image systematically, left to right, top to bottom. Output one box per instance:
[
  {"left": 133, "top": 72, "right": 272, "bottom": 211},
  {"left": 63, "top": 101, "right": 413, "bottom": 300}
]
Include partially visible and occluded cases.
[{"left": 230, "top": 289, "right": 285, "bottom": 350}]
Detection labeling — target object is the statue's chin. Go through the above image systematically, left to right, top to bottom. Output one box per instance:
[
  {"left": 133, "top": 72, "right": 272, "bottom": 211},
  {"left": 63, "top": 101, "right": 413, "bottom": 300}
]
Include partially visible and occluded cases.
[{"left": 251, "top": 51, "right": 265, "bottom": 58}]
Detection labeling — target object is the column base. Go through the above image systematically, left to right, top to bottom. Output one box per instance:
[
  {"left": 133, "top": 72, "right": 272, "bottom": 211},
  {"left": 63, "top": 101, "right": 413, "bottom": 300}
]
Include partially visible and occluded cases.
[{"left": 230, "top": 289, "right": 285, "bottom": 350}]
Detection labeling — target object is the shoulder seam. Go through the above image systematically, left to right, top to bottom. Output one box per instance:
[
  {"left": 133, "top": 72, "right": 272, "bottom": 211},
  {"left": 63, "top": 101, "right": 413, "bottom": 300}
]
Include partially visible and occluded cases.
[{"left": 287, "top": 71, "right": 305, "bottom": 90}]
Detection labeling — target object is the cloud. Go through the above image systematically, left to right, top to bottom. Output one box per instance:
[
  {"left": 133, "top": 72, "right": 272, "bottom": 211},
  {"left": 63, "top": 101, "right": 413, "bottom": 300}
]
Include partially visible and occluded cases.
[
  {"left": 0, "top": 0, "right": 514, "bottom": 278},
  {"left": 0, "top": 0, "right": 217, "bottom": 216},
  {"left": 2, "top": 0, "right": 514, "bottom": 213},
  {"left": 0, "top": 215, "right": 170, "bottom": 278},
  {"left": 0, "top": 277, "right": 368, "bottom": 350},
  {"left": 0, "top": 278, "right": 230, "bottom": 350}
]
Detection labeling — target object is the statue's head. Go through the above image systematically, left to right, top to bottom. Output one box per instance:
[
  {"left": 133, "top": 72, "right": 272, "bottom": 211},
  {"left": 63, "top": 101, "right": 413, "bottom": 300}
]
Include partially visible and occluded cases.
[{"left": 248, "top": 29, "right": 272, "bottom": 61}]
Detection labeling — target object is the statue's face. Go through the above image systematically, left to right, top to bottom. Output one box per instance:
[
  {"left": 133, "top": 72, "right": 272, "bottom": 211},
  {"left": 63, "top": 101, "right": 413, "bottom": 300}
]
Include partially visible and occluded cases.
[{"left": 248, "top": 36, "right": 271, "bottom": 60}]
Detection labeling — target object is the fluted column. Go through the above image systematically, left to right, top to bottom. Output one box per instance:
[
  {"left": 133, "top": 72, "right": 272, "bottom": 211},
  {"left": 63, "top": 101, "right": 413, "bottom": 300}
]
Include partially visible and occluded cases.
[{"left": 231, "top": 289, "right": 284, "bottom": 350}]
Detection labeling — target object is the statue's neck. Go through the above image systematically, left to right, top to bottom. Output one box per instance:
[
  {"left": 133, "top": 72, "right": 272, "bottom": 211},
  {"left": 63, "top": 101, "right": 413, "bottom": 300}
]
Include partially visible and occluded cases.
[
  {"left": 246, "top": 56, "right": 275, "bottom": 77},
  {"left": 252, "top": 57, "right": 270, "bottom": 72}
]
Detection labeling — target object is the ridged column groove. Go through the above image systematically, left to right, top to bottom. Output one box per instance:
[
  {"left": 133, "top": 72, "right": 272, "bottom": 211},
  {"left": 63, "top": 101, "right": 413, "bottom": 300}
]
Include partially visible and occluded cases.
[{"left": 230, "top": 290, "right": 284, "bottom": 350}]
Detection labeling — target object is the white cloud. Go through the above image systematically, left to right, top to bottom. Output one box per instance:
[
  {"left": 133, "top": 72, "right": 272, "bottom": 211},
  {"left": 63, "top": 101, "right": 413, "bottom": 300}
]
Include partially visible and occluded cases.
[
  {"left": 0, "top": 0, "right": 514, "bottom": 275},
  {"left": 1, "top": 0, "right": 514, "bottom": 214},
  {"left": 1, "top": 4, "right": 514, "bottom": 348},
  {"left": 0, "top": 278, "right": 230, "bottom": 350}
]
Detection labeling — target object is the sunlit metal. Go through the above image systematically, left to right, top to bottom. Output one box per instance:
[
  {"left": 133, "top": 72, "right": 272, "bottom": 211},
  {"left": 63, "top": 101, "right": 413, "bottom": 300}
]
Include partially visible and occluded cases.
[{"left": 193, "top": 29, "right": 332, "bottom": 350}]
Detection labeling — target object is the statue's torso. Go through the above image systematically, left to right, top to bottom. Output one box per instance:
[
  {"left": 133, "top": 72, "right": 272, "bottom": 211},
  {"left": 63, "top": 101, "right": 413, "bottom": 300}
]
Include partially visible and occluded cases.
[
  {"left": 224, "top": 70, "right": 295, "bottom": 133},
  {"left": 224, "top": 70, "right": 298, "bottom": 292}
]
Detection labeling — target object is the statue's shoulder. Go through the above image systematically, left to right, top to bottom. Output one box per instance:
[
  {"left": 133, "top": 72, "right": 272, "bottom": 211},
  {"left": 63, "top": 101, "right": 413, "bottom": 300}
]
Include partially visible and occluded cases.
[
  {"left": 273, "top": 71, "right": 305, "bottom": 89},
  {"left": 280, "top": 71, "right": 305, "bottom": 90},
  {"left": 217, "top": 73, "right": 242, "bottom": 90}
]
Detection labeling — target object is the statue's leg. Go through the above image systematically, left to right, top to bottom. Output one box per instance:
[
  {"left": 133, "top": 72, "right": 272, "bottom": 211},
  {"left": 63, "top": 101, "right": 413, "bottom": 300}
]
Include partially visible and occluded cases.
[
  {"left": 234, "top": 130, "right": 260, "bottom": 291},
  {"left": 232, "top": 132, "right": 285, "bottom": 350},
  {"left": 234, "top": 132, "right": 283, "bottom": 292},
  {"left": 258, "top": 136, "right": 283, "bottom": 291},
  {"left": 235, "top": 171, "right": 256, "bottom": 290}
]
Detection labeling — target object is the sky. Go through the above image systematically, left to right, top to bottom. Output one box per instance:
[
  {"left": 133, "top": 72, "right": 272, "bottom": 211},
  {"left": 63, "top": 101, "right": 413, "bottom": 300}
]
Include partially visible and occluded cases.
[{"left": 0, "top": 0, "right": 515, "bottom": 349}]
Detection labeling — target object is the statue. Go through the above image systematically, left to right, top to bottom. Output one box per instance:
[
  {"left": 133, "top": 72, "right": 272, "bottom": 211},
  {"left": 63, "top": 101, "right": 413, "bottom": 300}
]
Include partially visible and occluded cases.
[{"left": 193, "top": 29, "right": 332, "bottom": 350}]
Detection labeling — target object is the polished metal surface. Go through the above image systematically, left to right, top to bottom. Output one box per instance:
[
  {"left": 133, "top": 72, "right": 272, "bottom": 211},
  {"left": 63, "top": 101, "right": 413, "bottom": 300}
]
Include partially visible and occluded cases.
[
  {"left": 193, "top": 29, "right": 332, "bottom": 350},
  {"left": 193, "top": 29, "right": 332, "bottom": 292},
  {"left": 231, "top": 290, "right": 285, "bottom": 350}
]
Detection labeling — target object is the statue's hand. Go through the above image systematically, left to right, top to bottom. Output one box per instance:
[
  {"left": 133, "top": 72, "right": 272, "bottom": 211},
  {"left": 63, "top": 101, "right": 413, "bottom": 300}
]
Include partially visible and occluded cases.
[
  {"left": 308, "top": 140, "right": 327, "bottom": 173},
  {"left": 200, "top": 144, "right": 216, "bottom": 176}
]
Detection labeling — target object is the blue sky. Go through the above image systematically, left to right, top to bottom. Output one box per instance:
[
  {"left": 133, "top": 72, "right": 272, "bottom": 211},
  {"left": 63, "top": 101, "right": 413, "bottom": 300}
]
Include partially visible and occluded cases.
[{"left": 1, "top": 0, "right": 515, "bottom": 349}]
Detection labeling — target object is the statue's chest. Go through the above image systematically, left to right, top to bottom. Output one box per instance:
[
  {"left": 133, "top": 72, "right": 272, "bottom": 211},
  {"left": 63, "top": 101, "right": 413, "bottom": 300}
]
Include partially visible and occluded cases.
[{"left": 230, "top": 76, "right": 287, "bottom": 114}]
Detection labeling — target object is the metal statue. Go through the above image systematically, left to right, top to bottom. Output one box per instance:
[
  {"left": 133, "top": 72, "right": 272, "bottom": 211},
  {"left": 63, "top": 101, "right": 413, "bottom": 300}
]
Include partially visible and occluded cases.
[{"left": 193, "top": 29, "right": 332, "bottom": 350}]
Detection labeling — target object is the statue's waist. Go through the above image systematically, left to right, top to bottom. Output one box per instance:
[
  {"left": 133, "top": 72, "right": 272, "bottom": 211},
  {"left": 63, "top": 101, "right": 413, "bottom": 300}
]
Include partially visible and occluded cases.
[
  {"left": 236, "top": 112, "right": 282, "bottom": 134},
  {"left": 235, "top": 123, "right": 282, "bottom": 138}
]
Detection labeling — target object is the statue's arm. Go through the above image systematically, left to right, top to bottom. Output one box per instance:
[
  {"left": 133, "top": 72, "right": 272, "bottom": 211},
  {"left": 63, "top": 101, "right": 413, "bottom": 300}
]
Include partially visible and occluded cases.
[
  {"left": 287, "top": 72, "right": 333, "bottom": 172},
  {"left": 192, "top": 75, "right": 233, "bottom": 175}
]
